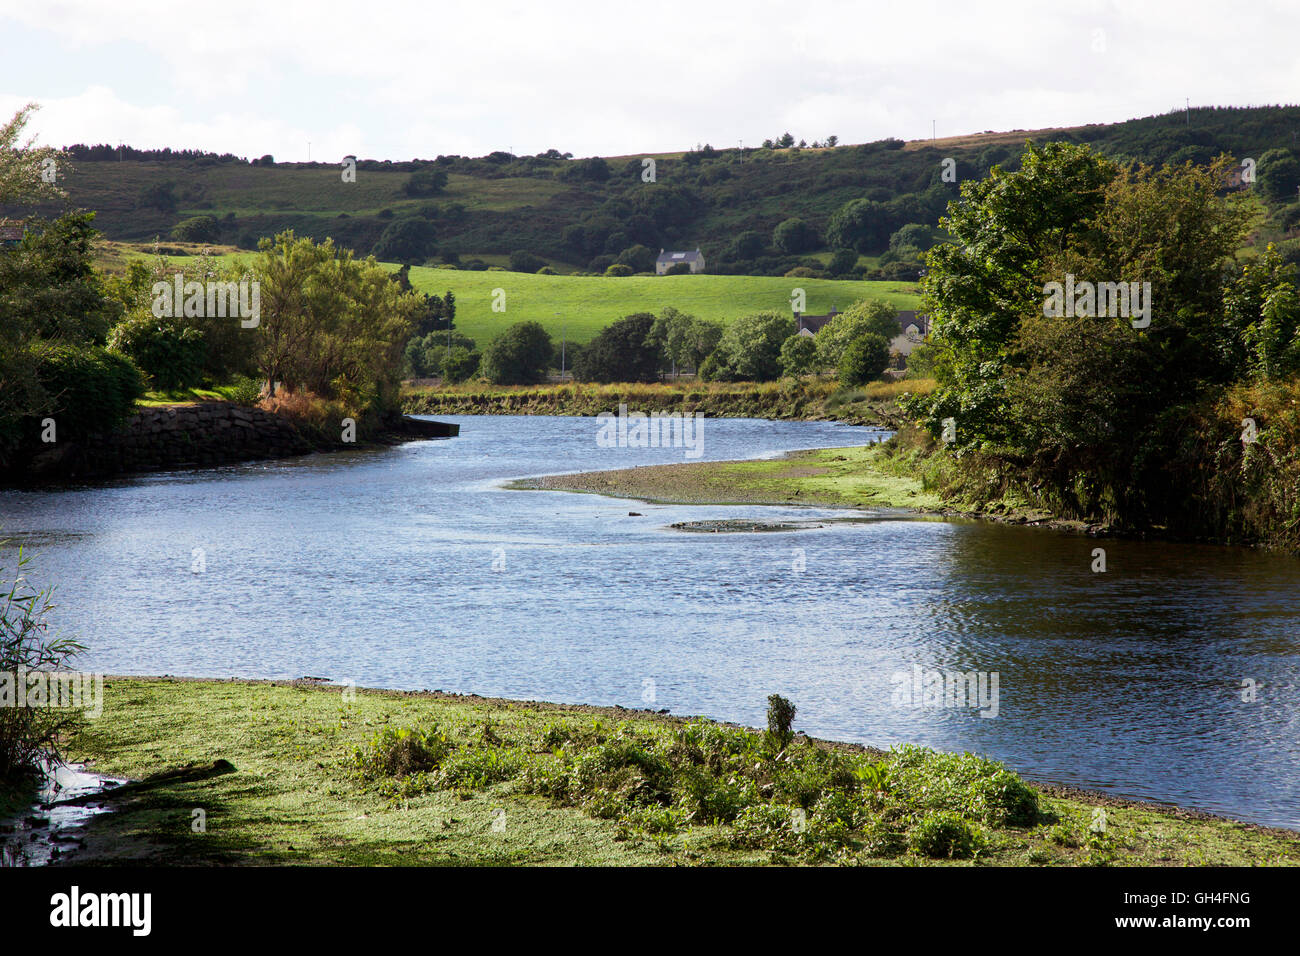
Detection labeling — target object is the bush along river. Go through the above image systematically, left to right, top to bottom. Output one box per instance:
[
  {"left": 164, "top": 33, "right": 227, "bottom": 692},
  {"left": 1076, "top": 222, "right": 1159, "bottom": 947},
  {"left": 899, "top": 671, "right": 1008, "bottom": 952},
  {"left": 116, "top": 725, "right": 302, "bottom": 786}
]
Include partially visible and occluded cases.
[{"left": 1, "top": 414, "right": 1298, "bottom": 830}]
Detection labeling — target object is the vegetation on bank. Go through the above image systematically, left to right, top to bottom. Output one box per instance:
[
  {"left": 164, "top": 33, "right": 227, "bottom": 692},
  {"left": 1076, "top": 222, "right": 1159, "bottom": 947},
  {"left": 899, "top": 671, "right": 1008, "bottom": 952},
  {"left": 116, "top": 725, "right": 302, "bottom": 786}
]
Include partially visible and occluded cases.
[
  {"left": 904, "top": 141, "right": 1300, "bottom": 550},
  {"left": 404, "top": 378, "right": 934, "bottom": 426},
  {"left": 513, "top": 442, "right": 944, "bottom": 511},
  {"left": 61, "top": 678, "right": 1300, "bottom": 866}
]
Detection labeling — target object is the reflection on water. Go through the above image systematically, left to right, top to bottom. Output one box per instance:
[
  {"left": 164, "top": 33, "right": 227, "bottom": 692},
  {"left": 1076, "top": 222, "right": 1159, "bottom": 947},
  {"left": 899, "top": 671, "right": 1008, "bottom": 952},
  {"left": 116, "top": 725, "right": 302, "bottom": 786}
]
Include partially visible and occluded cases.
[{"left": 1, "top": 415, "right": 1297, "bottom": 828}]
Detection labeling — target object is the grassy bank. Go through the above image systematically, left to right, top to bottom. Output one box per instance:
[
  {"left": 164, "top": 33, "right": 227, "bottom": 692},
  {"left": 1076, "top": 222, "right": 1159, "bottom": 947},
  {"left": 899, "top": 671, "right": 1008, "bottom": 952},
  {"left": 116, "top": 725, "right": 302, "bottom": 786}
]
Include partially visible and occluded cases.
[
  {"left": 404, "top": 378, "right": 934, "bottom": 427},
  {"left": 514, "top": 443, "right": 943, "bottom": 510},
  {"left": 61, "top": 678, "right": 1299, "bottom": 866}
]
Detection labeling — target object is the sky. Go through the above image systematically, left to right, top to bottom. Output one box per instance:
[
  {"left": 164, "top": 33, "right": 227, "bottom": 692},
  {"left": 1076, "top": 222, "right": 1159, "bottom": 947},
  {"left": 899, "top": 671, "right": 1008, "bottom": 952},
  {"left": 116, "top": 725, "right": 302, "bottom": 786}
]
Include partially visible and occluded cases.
[{"left": 0, "top": 0, "right": 1295, "bottom": 162}]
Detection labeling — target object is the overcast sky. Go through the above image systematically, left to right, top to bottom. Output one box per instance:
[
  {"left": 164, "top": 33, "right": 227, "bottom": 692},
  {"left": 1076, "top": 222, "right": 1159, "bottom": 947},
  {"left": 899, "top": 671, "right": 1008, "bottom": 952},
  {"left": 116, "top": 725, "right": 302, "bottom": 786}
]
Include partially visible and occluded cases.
[{"left": 1, "top": 0, "right": 1295, "bottom": 162}]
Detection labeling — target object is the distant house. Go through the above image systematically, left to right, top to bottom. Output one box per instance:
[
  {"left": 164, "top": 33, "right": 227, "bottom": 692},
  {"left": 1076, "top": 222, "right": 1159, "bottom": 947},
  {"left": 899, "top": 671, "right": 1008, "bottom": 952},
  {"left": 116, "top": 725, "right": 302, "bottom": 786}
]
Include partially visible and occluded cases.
[
  {"left": 0, "top": 220, "right": 23, "bottom": 250},
  {"left": 656, "top": 248, "right": 705, "bottom": 275},
  {"left": 796, "top": 307, "right": 931, "bottom": 365},
  {"left": 794, "top": 309, "right": 840, "bottom": 336}
]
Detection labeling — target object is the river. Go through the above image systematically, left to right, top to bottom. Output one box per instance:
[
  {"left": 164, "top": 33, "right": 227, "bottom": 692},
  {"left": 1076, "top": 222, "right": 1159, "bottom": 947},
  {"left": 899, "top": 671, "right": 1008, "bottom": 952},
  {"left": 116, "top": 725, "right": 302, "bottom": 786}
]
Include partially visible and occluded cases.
[{"left": 1, "top": 414, "right": 1297, "bottom": 829}]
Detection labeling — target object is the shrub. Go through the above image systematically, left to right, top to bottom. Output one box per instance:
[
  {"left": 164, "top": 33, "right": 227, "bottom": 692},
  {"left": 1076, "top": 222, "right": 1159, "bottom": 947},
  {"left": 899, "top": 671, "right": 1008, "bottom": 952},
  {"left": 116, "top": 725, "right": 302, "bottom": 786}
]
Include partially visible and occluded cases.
[
  {"left": 169, "top": 215, "right": 220, "bottom": 244},
  {"left": 828, "top": 248, "right": 859, "bottom": 275},
  {"left": 508, "top": 249, "right": 546, "bottom": 274},
  {"left": 604, "top": 264, "right": 633, "bottom": 277},
  {"left": 107, "top": 315, "right": 207, "bottom": 390},
  {"left": 33, "top": 343, "right": 145, "bottom": 440},
  {"left": 440, "top": 346, "right": 480, "bottom": 383},
  {"left": 226, "top": 374, "right": 263, "bottom": 406},
  {"left": 0, "top": 549, "right": 85, "bottom": 781},
  {"left": 766, "top": 694, "right": 797, "bottom": 751},
  {"left": 353, "top": 726, "right": 454, "bottom": 780},
  {"left": 910, "top": 810, "right": 979, "bottom": 858}
]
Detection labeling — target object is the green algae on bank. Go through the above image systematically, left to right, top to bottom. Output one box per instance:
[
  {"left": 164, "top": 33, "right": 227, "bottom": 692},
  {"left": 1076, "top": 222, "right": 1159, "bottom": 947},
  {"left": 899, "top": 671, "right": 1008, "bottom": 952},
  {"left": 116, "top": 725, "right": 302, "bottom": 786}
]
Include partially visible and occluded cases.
[{"left": 511, "top": 444, "right": 944, "bottom": 510}]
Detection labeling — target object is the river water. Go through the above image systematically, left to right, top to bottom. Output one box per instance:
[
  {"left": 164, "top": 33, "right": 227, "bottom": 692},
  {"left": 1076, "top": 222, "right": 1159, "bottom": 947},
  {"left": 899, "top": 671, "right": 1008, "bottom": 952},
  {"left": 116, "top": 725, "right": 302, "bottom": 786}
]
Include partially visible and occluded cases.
[{"left": 2, "top": 415, "right": 1297, "bottom": 829}]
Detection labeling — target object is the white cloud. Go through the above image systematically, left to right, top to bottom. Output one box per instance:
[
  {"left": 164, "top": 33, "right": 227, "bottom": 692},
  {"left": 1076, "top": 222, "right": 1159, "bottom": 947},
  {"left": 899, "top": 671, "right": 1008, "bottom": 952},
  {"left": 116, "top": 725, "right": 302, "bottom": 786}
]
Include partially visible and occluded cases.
[{"left": 0, "top": 0, "right": 1295, "bottom": 159}]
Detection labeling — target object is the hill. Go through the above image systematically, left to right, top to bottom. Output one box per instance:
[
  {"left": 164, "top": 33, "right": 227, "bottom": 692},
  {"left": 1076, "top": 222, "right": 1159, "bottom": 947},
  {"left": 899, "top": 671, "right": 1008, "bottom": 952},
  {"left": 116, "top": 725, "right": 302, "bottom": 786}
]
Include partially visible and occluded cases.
[{"left": 26, "top": 105, "right": 1300, "bottom": 279}]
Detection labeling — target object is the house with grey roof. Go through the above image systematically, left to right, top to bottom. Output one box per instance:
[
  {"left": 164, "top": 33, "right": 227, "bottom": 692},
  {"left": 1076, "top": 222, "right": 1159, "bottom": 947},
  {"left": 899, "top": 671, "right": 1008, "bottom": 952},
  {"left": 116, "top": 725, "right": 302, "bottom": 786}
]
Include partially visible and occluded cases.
[{"left": 656, "top": 248, "right": 705, "bottom": 274}]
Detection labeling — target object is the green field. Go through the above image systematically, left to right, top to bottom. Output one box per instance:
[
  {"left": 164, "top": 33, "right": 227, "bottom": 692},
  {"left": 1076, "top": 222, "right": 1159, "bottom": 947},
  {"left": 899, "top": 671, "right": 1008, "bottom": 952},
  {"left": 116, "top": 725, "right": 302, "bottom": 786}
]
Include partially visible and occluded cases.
[
  {"left": 106, "top": 243, "right": 920, "bottom": 346},
  {"left": 402, "top": 268, "right": 921, "bottom": 345}
]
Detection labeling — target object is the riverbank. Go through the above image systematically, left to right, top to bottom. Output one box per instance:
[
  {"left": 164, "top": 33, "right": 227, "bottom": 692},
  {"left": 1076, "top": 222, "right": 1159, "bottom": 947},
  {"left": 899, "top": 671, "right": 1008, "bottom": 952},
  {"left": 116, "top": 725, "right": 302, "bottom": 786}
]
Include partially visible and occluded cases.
[
  {"left": 403, "top": 379, "right": 935, "bottom": 428},
  {"left": 6, "top": 403, "right": 458, "bottom": 485},
  {"left": 513, "top": 442, "right": 1114, "bottom": 536},
  {"left": 54, "top": 677, "right": 1300, "bottom": 866}
]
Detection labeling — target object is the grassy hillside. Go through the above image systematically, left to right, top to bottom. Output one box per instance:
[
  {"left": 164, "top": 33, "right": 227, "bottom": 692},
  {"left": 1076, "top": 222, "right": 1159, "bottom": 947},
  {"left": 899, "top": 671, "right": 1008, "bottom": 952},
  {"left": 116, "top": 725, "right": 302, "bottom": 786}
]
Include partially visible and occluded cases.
[
  {"left": 33, "top": 105, "right": 1300, "bottom": 277},
  {"left": 403, "top": 269, "right": 920, "bottom": 345}
]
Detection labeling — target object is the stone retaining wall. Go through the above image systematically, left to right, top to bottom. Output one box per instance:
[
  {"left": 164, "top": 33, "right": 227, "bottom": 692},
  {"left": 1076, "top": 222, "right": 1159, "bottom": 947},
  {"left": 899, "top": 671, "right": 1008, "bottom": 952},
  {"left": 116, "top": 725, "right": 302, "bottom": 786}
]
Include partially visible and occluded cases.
[{"left": 27, "top": 403, "right": 313, "bottom": 480}]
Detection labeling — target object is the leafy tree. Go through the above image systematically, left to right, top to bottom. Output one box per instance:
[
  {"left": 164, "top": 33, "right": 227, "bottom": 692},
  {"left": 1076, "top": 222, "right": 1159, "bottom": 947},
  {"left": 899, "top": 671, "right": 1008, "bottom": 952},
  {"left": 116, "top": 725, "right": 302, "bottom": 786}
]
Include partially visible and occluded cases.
[
  {"left": 0, "top": 104, "right": 66, "bottom": 206},
  {"left": 915, "top": 141, "right": 1120, "bottom": 444},
  {"left": 1259, "top": 148, "right": 1300, "bottom": 204},
  {"left": 404, "top": 168, "right": 448, "bottom": 197},
  {"left": 826, "top": 198, "right": 891, "bottom": 253},
  {"left": 0, "top": 212, "right": 122, "bottom": 346},
  {"left": 170, "top": 215, "right": 220, "bottom": 243},
  {"left": 373, "top": 217, "right": 437, "bottom": 263},
  {"left": 773, "top": 218, "right": 819, "bottom": 254},
  {"left": 890, "top": 223, "right": 936, "bottom": 252},
  {"left": 251, "top": 231, "right": 418, "bottom": 410},
  {"left": 729, "top": 231, "right": 765, "bottom": 261},
  {"left": 614, "top": 244, "right": 656, "bottom": 273},
  {"left": 827, "top": 248, "right": 859, "bottom": 275},
  {"left": 508, "top": 249, "right": 546, "bottom": 273},
  {"left": 604, "top": 263, "right": 633, "bottom": 277},
  {"left": 814, "top": 299, "right": 899, "bottom": 369},
  {"left": 648, "top": 307, "right": 721, "bottom": 375},
  {"left": 709, "top": 311, "right": 795, "bottom": 381},
  {"left": 575, "top": 312, "right": 660, "bottom": 383},
  {"left": 107, "top": 315, "right": 206, "bottom": 390},
  {"left": 481, "top": 321, "right": 553, "bottom": 384},
  {"left": 779, "top": 333, "right": 817, "bottom": 377},
  {"left": 838, "top": 333, "right": 890, "bottom": 385},
  {"left": 440, "top": 346, "right": 480, "bottom": 383}
]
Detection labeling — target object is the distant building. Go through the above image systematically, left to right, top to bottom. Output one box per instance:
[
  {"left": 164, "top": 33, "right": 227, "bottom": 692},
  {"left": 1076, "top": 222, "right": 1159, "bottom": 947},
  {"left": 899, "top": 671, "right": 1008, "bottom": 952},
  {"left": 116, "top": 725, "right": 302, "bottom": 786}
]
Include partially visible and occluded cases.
[
  {"left": 0, "top": 220, "right": 23, "bottom": 249},
  {"left": 656, "top": 248, "right": 705, "bottom": 274},
  {"left": 795, "top": 307, "right": 931, "bottom": 364},
  {"left": 794, "top": 309, "right": 840, "bottom": 336}
]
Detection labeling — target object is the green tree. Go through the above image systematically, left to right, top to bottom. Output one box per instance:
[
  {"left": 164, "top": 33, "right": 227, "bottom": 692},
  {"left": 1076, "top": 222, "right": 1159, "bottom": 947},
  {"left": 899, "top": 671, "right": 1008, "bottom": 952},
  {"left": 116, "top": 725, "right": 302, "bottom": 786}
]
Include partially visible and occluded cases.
[
  {"left": 0, "top": 104, "right": 66, "bottom": 206},
  {"left": 915, "top": 141, "right": 1120, "bottom": 444},
  {"left": 1259, "top": 148, "right": 1300, "bottom": 204},
  {"left": 404, "top": 168, "right": 448, "bottom": 197},
  {"left": 826, "top": 198, "right": 891, "bottom": 253},
  {"left": 170, "top": 215, "right": 220, "bottom": 243},
  {"left": 373, "top": 217, "right": 437, "bottom": 263},
  {"left": 773, "top": 218, "right": 819, "bottom": 254},
  {"left": 614, "top": 244, "right": 656, "bottom": 273},
  {"left": 827, "top": 248, "right": 859, "bottom": 275},
  {"left": 508, "top": 249, "right": 546, "bottom": 273},
  {"left": 814, "top": 299, "right": 899, "bottom": 369},
  {"left": 710, "top": 311, "right": 795, "bottom": 381},
  {"left": 575, "top": 313, "right": 660, "bottom": 383},
  {"left": 107, "top": 315, "right": 206, "bottom": 390},
  {"left": 481, "top": 321, "right": 554, "bottom": 384},
  {"left": 779, "top": 333, "right": 817, "bottom": 377},
  {"left": 838, "top": 333, "right": 890, "bottom": 385},
  {"left": 440, "top": 346, "right": 480, "bottom": 383}
]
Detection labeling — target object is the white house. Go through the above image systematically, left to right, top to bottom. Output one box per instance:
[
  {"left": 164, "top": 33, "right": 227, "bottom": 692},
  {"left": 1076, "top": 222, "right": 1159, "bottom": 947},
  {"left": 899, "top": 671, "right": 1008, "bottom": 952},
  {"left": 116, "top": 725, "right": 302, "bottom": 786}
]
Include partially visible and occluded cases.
[{"left": 656, "top": 248, "right": 705, "bottom": 274}]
